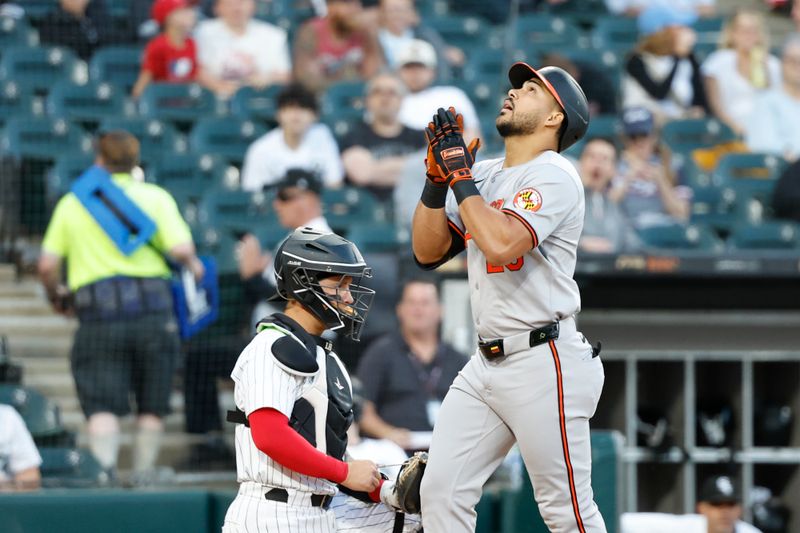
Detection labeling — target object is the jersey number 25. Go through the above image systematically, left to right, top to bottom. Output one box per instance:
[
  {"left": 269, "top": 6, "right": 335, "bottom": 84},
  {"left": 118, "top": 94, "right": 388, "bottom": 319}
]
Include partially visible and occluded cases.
[{"left": 486, "top": 257, "right": 524, "bottom": 274}]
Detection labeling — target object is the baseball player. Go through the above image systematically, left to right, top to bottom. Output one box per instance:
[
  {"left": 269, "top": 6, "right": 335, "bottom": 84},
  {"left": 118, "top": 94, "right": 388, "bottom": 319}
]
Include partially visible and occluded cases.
[
  {"left": 411, "top": 64, "right": 606, "bottom": 533},
  {"left": 223, "top": 227, "right": 420, "bottom": 533}
]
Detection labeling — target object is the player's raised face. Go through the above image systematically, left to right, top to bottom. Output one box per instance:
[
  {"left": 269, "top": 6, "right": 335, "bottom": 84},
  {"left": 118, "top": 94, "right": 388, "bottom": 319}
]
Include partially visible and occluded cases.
[{"left": 496, "top": 79, "right": 562, "bottom": 138}]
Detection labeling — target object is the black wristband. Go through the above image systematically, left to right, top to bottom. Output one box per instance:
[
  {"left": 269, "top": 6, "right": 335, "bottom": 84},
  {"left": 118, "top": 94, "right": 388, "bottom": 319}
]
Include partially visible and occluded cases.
[
  {"left": 451, "top": 178, "right": 480, "bottom": 205},
  {"left": 420, "top": 180, "right": 448, "bottom": 209}
]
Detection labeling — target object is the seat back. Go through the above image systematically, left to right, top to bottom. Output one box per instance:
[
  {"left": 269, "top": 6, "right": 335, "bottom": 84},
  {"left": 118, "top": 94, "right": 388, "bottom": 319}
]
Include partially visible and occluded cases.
[
  {"left": 591, "top": 16, "right": 639, "bottom": 53},
  {"left": 0, "top": 46, "right": 82, "bottom": 94},
  {"left": 89, "top": 46, "right": 144, "bottom": 92},
  {"left": 0, "top": 79, "right": 39, "bottom": 126},
  {"left": 47, "top": 81, "right": 130, "bottom": 125},
  {"left": 138, "top": 83, "right": 217, "bottom": 124},
  {"left": 230, "top": 85, "right": 284, "bottom": 123},
  {"left": 1, "top": 116, "right": 92, "bottom": 160},
  {"left": 99, "top": 117, "right": 186, "bottom": 161},
  {"left": 189, "top": 118, "right": 267, "bottom": 165},
  {"left": 661, "top": 118, "right": 737, "bottom": 156},
  {"left": 322, "top": 187, "right": 382, "bottom": 234},
  {"left": 728, "top": 222, "right": 800, "bottom": 250},
  {"left": 637, "top": 223, "right": 723, "bottom": 252},
  {"left": 0, "top": 384, "right": 63, "bottom": 438},
  {"left": 39, "top": 447, "right": 108, "bottom": 488}
]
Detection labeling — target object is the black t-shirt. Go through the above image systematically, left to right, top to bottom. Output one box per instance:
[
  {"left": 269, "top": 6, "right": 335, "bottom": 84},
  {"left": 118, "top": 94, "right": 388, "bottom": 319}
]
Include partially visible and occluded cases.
[
  {"left": 36, "top": 4, "right": 113, "bottom": 61},
  {"left": 339, "top": 122, "right": 426, "bottom": 201},
  {"left": 356, "top": 332, "right": 467, "bottom": 432}
]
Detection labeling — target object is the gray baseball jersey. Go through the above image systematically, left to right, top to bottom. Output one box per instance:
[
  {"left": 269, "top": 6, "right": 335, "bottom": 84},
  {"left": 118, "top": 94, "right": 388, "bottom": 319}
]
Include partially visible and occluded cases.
[{"left": 444, "top": 151, "right": 585, "bottom": 340}]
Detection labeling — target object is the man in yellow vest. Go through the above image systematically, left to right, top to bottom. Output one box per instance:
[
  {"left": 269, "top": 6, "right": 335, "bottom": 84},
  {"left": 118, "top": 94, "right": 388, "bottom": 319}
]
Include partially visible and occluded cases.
[{"left": 37, "top": 130, "right": 203, "bottom": 483}]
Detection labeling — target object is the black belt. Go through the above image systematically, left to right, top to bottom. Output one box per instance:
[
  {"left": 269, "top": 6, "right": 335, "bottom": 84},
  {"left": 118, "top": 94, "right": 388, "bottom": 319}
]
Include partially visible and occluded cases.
[
  {"left": 478, "top": 322, "right": 560, "bottom": 360},
  {"left": 264, "top": 488, "right": 332, "bottom": 509}
]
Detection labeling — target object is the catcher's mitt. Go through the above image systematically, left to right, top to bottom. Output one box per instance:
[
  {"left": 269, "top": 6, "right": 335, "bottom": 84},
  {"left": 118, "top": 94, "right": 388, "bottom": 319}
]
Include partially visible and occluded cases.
[{"left": 393, "top": 451, "right": 428, "bottom": 515}]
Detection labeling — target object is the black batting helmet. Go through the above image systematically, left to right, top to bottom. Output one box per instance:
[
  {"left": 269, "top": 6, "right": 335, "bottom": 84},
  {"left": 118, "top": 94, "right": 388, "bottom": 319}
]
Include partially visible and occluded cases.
[
  {"left": 508, "top": 63, "right": 589, "bottom": 152},
  {"left": 274, "top": 227, "right": 375, "bottom": 341}
]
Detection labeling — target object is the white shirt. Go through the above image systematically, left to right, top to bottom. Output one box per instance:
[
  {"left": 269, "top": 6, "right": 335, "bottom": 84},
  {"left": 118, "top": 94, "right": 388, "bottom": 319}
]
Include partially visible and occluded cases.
[
  {"left": 605, "top": 0, "right": 714, "bottom": 14},
  {"left": 195, "top": 19, "right": 291, "bottom": 82},
  {"left": 701, "top": 49, "right": 781, "bottom": 130},
  {"left": 399, "top": 86, "right": 480, "bottom": 134},
  {"left": 745, "top": 86, "right": 800, "bottom": 158},
  {"left": 241, "top": 124, "right": 344, "bottom": 191},
  {"left": 445, "top": 152, "right": 584, "bottom": 339},
  {"left": 0, "top": 405, "right": 42, "bottom": 484},
  {"left": 621, "top": 512, "right": 762, "bottom": 533}
]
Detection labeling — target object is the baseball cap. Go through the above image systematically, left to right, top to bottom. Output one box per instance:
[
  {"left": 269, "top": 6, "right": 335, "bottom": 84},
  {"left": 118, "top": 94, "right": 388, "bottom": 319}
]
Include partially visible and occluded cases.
[
  {"left": 151, "top": 0, "right": 190, "bottom": 26},
  {"left": 637, "top": 5, "right": 698, "bottom": 37},
  {"left": 397, "top": 39, "right": 437, "bottom": 69},
  {"left": 621, "top": 106, "right": 655, "bottom": 137},
  {"left": 276, "top": 168, "right": 323, "bottom": 197},
  {"left": 699, "top": 475, "right": 741, "bottom": 504}
]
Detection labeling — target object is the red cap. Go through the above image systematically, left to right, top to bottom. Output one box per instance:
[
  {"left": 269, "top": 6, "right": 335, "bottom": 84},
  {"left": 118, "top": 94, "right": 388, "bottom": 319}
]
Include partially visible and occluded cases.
[{"left": 151, "top": 0, "right": 190, "bottom": 25}]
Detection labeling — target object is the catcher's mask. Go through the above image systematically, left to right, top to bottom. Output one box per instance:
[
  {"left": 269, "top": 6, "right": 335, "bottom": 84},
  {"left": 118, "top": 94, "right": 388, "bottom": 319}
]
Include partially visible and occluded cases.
[{"left": 274, "top": 227, "right": 375, "bottom": 341}]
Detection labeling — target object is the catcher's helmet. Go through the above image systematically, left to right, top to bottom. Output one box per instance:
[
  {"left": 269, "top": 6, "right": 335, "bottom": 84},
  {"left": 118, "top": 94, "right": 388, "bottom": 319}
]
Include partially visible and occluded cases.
[
  {"left": 508, "top": 62, "right": 589, "bottom": 152},
  {"left": 274, "top": 227, "right": 374, "bottom": 341}
]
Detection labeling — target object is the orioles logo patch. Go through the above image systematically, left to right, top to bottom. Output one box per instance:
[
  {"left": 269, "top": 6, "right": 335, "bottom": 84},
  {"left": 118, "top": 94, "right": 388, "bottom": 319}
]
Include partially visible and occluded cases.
[{"left": 513, "top": 188, "right": 543, "bottom": 212}]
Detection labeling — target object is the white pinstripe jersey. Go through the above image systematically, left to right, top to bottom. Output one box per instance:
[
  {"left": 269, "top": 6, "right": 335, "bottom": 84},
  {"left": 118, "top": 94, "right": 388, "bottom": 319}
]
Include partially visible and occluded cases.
[
  {"left": 445, "top": 151, "right": 585, "bottom": 340},
  {"left": 230, "top": 323, "right": 352, "bottom": 495}
]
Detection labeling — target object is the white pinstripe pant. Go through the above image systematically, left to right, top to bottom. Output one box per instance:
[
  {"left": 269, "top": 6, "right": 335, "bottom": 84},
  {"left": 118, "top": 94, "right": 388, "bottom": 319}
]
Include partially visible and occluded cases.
[{"left": 222, "top": 482, "right": 336, "bottom": 533}]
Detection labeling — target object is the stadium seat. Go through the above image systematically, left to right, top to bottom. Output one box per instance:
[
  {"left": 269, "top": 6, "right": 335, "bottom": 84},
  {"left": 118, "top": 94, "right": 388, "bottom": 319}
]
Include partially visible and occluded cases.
[
  {"left": 17, "top": 1, "right": 57, "bottom": 20},
  {"left": 426, "top": 14, "right": 491, "bottom": 51},
  {"left": 511, "top": 15, "right": 587, "bottom": 53},
  {"left": 0, "top": 16, "right": 38, "bottom": 50},
  {"left": 591, "top": 16, "right": 639, "bottom": 53},
  {"left": 691, "top": 16, "right": 724, "bottom": 46},
  {"left": 0, "top": 46, "right": 83, "bottom": 95},
  {"left": 89, "top": 46, "right": 144, "bottom": 92},
  {"left": 0, "top": 79, "right": 39, "bottom": 126},
  {"left": 46, "top": 80, "right": 131, "bottom": 127},
  {"left": 321, "top": 80, "right": 367, "bottom": 123},
  {"left": 138, "top": 83, "right": 217, "bottom": 124},
  {"left": 230, "top": 85, "right": 284, "bottom": 122},
  {"left": 585, "top": 114, "right": 623, "bottom": 140},
  {"left": 1, "top": 116, "right": 92, "bottom": 160},
  {"left": 99, "top": 117, "right": 186, "bottom": 161},
  {"left": 189, "top": 117, "right": 267, "bottom": 165},
  {"left": 660, "top": 118, "right": 737, "bottom": 156},
  {"left": 713, "top": 152, "right": 787, "bottom": 190},
  {"left": 149, "top": 153, "right": 238, "bottom": 197},
  {"left": 46, "top": 154, "right": 95, "bottom": 203},
  {"left": 689, "top": 185, "right": 738, "bottom": 234},
  {"left": 322, "top": 187, "right": 382, "bottom": 233},
  {"left": 197, "top": 188, "right": 275, "bottom": 233},
  {"left": 346, "top": 222, "right": 405, "bottom": 253},
  {"left": 728, "top": 222, "right": 800, "bottom": 250},
  {"left": 637, "top": 223, "right": 724, "bottom": 252},
  {"left": 0, "top": 384, "right": 63, "bottom": 440},
  {"left": 39, "top": 447, "right": 108, "bottom": 488}
]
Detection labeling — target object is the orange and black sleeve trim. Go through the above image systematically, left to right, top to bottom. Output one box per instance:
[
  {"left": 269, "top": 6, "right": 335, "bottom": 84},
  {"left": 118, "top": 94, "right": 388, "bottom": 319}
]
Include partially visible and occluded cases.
[
  {"left": 501, "top": 208, "right": 539, "bottom": 249},
  {"left": 413, "top": 218, "right": 467, "bottom": 271}
]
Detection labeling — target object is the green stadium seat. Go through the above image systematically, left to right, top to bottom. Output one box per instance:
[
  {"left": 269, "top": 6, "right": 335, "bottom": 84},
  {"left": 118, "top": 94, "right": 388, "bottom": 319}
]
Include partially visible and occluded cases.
[
  {"left": 18, "top": 1, "right": 57, "bottom": 20},
  {"left": 426, "top": 15, "right": 491, "bottom": 50},
  {"left": 511, "top": 15, "right": 587, "bottom": 52},
  {"left": 0, "top": 16, "right": 38, "bottom": 50},
  {"left": 591, "top": 16, "right": 639, "bottom": 53},
  {"left": 691, "top": 16, "right": 724, "bottom": 46},
  {"left": 0, "top": 46, "right": 83, "bottom": 95},
  {"left": 89, "top": 46, "right": 144, "bottom": 92},
  {"left": 0, "top": 79, "right": 39, "bottom": 126},
  {"left": 322, "top": 80, "right": 367, "bottom": 122},
  {"left": 47, "top": 81, "right": 131, "bottom": 127},
  {"left": 138, "top": 82, "right": 217, "bottom": 124},
  {"left": 230, "top": 85, "right": 284, "bottom": 122},
  {"left": 585, "top": 114, "right": 622, "bottom": 140},
  {"left": 1, "top": 116, "right": 92, "bottom": 160},
  {"left": 99, "top": 117, "right": 186, "bottom": 161},
  {"left": 189, "top": 117, "right": 267, "bottom": 166},
  {"left": 660, "top": 118, "right": 737, "bottom": 156},
  {"left": 713, "top": 152, "right": 787, "bottom": 190},
  {"left": 149, "top": 153, "right": 238, "bottom": 198},
  {"left": 46, "top": 154, "right": 95, "bottom": 202},
  {"left": 689, "top": 185, "right": 738, "bottom": 234},
  {"left": 323, "top": 187, "right": 382, "bottom": 233},
  {"left": 197, "top": 188, "right": 275, "bottom": 233},
  {"left": 346, "top": 222, "right": 404, "bottom": 253},
  {"left": 728, "top": 222, "right": 800, "bottom": 250},
  {"left": 637, "top": 223, "right": 724, "bottom": 252},
  {"left": 0, "top": 384, "right": 63, "bottom": 440},
  {"left": 39, "top": 447, "right": 108, "bottom": 488}
]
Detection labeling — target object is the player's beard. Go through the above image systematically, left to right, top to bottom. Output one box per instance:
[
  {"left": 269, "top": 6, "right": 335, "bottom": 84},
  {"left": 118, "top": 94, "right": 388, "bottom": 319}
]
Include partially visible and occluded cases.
[{"left": 496, "top": 109, "right": 540, "bottom": 138}]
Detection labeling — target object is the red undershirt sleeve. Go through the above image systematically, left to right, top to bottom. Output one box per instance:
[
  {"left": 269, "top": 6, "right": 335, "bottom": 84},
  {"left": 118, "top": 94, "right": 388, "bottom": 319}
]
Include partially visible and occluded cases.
[{"left": 249, "top": 407, "right": 349, "bottom": 483}]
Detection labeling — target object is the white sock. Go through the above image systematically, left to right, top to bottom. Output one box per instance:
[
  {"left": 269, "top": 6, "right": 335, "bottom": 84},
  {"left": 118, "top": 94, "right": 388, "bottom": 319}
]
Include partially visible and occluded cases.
[
  {"left": 133, "top": 427, "right": 163, "bottom": 472},
  {"left": 89, "top": 432, "right": 120, "bottom": 471}
]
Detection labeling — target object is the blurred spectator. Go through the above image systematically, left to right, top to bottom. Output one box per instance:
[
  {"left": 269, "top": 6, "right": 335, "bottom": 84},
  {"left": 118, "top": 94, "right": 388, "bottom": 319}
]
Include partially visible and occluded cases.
[
  {"left": 36, "top": 0, "right": 114, "bottom": 61},
  {"left": 132, "top": 0, "right": 225, "bottom": 99},
  {"left": 195, "top": 0, "right": 291, "bottom": 98},
  {"left": 293, "top": 0, "right": 383, "bottom": 94},
  {"left": 377, "top": 0, "right": 463, "bottom": 82},
  {"left": 605, "top": 0, "right": 715, "bottom": 18},
  {"left": 794, "top": 0, "right": 800, "bottom": 32},
  {"left": 0, "top": 1, "right": 24, "bottom": 19},
  {"left": 622, "top": 5, "right": 709, "bottom": 123},
  {"left": 702, "top": 9, "right": 780, "bottom": 137},
  {"left": 745, "top": 35, "right": 800, "bottom": 160},
  {"left": 396, "top": 39, "right": 481, "bottom": 143},
  {"left": 540, "top": 52, "right": 619, "bottom": 116},
  {"left": 340, "top": 73, "right": 426, "bottom": 202},
  {"left": 241, "top": 83, "right": 344, "bottom": 191},
  {"left": 609, "top": 107, "right": 691, "bottom": 229},
  {"left": 38, "top": 131, "right": 203, "bottom": 482},
  {"left": 578, "top": 138, "right": 639, "bottom": 254},
  {"left": 392, "top": 147, "right": 428, "bottom": 231},
  {"left": 772, "top": 158, "right": 800, "bottom": 222},
  {"left": 238, "top": 169, "right": 332, "bottom": 324},
  {"left": 356, "top": 277, "right": 467, "bottom": 451},
  {"left": 0, "top": 404, "right": 42, "bottom": 491},
  {"left": 621, "top": 475, "right": 762, "bottom": 533}
]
